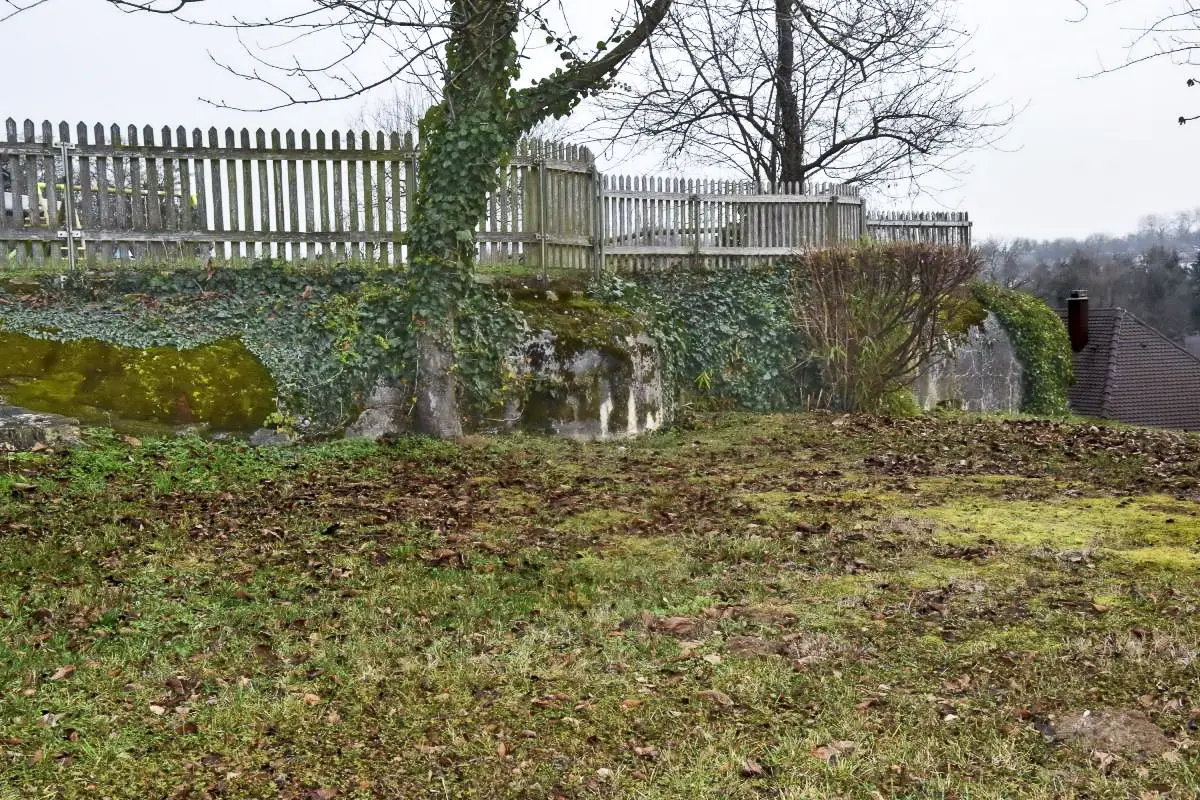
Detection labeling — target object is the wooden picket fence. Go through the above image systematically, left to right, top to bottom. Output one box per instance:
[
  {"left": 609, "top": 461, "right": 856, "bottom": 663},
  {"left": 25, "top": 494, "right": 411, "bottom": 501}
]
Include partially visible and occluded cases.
[
  {"left": 1, "top": 118, "right": 970, "bottom": 273},
  {"left": 600, "top": 178, "right": 866, "bottom": 271},
  {"left": 866, "top": 210, "right": 972, "bottom": 249}
]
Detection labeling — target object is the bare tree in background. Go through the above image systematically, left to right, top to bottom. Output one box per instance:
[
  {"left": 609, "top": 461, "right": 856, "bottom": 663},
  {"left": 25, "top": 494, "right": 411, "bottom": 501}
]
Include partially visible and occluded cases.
[
  {"left": 4, "top": 0, "right": 673, "bottom": 437},
  {"left": 595, "top": 0, "right": 1010, "bottom": 189},
  {"left": 1075, "top": 1, "right": 1200, "bottom": 125}
]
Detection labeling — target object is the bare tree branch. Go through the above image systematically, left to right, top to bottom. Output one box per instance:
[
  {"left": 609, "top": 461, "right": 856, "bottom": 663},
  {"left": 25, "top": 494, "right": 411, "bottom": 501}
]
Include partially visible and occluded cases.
[
  {"left": 594, "top": 0, "right": 1011, "bottom": 190},
  {"left": 1078, "top": 1, "right": 1200, "bottom": 124}
]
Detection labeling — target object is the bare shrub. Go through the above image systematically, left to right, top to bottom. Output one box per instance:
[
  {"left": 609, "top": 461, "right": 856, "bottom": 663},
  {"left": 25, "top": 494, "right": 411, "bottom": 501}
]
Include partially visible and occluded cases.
[{"left": 788, "top": 242, "right": 981, "bottom": 412}]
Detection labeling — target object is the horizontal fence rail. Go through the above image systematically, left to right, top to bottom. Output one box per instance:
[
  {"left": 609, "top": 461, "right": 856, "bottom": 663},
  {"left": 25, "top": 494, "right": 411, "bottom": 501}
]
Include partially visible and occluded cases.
[{"left": 1, "top": 118, "right": 971, "bottom": 272}]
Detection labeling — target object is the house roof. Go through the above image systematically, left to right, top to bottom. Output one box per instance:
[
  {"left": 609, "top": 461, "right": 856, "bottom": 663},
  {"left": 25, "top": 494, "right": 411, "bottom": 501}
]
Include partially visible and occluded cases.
[{"left": 1055, "top": 307, "right": 1200, "bottom": 431}]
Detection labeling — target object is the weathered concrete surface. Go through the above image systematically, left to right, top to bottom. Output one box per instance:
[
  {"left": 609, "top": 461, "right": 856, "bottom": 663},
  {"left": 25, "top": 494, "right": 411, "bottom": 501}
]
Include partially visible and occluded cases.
[
  {"left": 913, "top": 313, "right": 1023, "bottom": 413},
  {"left": 514, "top": 331, "right": 667, "bottom": 441},
  {"left": 346, "top": 382, "right": 411, "bottom": 441},
  {"left": 0, "top": 405, "right": 82, "bottom": 451}
]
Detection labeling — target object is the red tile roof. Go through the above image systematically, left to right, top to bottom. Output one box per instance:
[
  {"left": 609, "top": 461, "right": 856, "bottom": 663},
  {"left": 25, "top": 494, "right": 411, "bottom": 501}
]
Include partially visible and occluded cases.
[{"left": 1056, "top": 307, "right": 1200, "bottom": 431}]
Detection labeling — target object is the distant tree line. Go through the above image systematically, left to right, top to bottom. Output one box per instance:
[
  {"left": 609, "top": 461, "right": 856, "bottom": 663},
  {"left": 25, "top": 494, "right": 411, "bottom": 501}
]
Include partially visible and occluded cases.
[{"left": 978, "top": 209, "right": 1200, "bottom": 341}]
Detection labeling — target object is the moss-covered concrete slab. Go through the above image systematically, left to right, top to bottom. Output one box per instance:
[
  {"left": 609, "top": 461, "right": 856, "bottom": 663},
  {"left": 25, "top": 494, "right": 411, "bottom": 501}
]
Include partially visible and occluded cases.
[{"left": 0, "top": 332, "right": 277, "bottom": 432}]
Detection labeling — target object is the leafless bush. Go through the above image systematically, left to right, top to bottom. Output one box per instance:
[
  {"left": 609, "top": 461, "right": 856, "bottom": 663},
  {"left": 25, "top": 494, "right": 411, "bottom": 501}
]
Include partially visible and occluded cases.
[{"left": 789, "top": 242, "right": 981, "bottom": 411}]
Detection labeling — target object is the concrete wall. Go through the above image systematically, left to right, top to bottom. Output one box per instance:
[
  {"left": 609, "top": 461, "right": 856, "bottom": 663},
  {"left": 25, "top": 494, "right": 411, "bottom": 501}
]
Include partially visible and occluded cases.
[{"left": 913, "top": 313, "right": 1023, "bottom": 413}]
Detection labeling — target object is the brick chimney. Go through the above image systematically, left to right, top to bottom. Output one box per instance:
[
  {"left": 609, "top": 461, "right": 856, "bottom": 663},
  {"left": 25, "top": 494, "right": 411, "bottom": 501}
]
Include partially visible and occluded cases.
[{"left": 1067, "top": 290, "right": 1088, "bottom": 352}]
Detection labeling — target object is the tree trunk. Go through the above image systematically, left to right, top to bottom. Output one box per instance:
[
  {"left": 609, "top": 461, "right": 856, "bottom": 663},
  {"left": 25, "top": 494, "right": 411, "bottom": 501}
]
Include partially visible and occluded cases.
[
  {"left": 406, "top": 0, "right": 522, "bottom": 437},
  {"left": 775, "top": 0, "right": 806, "bottom": 186},
  {"left": 414, "top": 327, "right": 463, "bottom": 438}
]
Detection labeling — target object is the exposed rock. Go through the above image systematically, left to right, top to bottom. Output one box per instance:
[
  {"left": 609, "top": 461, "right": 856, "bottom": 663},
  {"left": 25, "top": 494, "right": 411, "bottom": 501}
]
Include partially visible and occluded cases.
[
  {"left": 346, "top": 382, "right": 410, "bottom": 441},
  {"left": 0, "top": 405, "right": 81, "bottom": 451},
  {"left": 249, "top": 428, "right": 295, "bottom": 448},
  {"left": 1050, "top": 709, "right": 1172, "bottom": 760}
]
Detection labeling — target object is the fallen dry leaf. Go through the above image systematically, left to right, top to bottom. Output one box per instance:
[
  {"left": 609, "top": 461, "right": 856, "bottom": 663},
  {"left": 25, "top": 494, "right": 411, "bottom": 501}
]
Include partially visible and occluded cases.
[
  {"left": 656, "top": 616, "right": 699, "bottom": 637},
  {"left": 49, "top": 665, "right": 76, "bottom": 681},
  {"left": 696, "top": 689, "right": 734, "bottom": 708},
  {"left": 812, "top": 740, "right": 859, "bottom": 764},
  {"left": 632, "top": 745, "right": 659, "bottom": 761}
]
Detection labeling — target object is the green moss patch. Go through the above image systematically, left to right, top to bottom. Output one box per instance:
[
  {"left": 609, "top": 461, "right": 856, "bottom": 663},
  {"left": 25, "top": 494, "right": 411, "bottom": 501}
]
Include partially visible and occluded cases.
[
  {"left": 0, "top": 331, "right": 276, "bottom": 431},
  {"left": 916, "top": 491, "right": 1200, "bottom": 569}
]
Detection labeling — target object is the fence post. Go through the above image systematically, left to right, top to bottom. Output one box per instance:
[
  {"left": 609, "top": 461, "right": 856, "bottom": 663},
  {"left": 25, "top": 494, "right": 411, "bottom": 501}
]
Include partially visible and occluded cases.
[
  {"left": 404, "top": 132, "right": 417, "bottom": 265},
  {"left": 537, "top": 154, "right": 548, "bottom": 280},
  {"left": 592, "top": 164, "right": 605, "bottom": 279},
  {"left": 689, "top": 192, "right": 701, "bottom": 268},
  {"left": 825, "top": 195, "right": 840, "bottom": 246}
]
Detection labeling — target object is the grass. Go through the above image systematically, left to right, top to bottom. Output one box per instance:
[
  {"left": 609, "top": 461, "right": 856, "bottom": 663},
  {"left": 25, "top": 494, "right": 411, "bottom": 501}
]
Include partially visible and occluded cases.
[{"left": 1, "top": 412, "right": 1199, "bottom": 798}]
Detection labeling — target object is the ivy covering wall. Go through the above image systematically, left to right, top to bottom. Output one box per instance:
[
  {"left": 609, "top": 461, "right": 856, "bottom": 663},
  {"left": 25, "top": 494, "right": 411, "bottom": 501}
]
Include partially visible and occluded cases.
[
  {"left": 0, "top": 264, "right": 1075, "bottom": 434},
  {"left": 0, "top": 266, "right": 528, "bottom": 433},
  {"left": 616, "top": 267, "right": 806, "bottom": 411},
  {"left": 971, "top": 282, "right": 1074, "bottom": 417}
]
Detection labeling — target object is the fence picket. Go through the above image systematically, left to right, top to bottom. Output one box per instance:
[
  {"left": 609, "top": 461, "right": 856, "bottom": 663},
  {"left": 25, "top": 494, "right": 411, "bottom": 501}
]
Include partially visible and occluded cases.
[
  {"left": 93, "top": 123, "right": 112, "bottom": 261},
  {"left": 109, "top": 124, "right": 128, "bottom": 259},
  {"left": 141, "top": 125, "right": 162, "bottom": 261},
  {"left": 161, "top": 127, "right": 179, "bottom": 249},
  {"left": 223, "top": 128, "right": 238, "bottom": 258},
  {"left": 191, "top": 129, "right": 208, "bottom": 249},
  {"left": 242, "top": 129, "right": 256, "bottom": 257},
  {"left": 259, "top": 130, "right": 273, "bottom": 260},
  {"left": 285, "top": 130, "right": 300, "bottom": 261},
  {"left": 316, "top": 130, "right": 330, "bottom": 262},
  {"left": 332, "top": 130, "right": 345, "bottom": 261},
  {"left": 302, "top": 131, "right": 315, "bottom": 261},
  {"left": 346, "top": 131, "right": 359, "bottom": 260},
  {"left": 360, "top": 131, "right": 376, "bottom": 262},
  {"left": 375, "top": 131, "right": 387, "bottom": 263},
  {"left": 389, "top": 132, "right": 402, "bottom": 265}
]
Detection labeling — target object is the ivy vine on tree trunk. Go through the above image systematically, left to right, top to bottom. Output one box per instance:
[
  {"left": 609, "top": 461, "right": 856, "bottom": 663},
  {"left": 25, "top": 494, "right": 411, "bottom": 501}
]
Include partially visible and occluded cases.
[
  {"left": 407, "top": 0, "right": 673, "bottom": 437},
  {"left": 407, "top": 1, "right": 523, "bottom": 438}
]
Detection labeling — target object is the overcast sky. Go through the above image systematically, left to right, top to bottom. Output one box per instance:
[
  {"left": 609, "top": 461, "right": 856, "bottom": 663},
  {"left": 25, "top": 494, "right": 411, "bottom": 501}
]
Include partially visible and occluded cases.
[{"left": 1, "top": 0, "right": 1194, "bottom": 241}]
